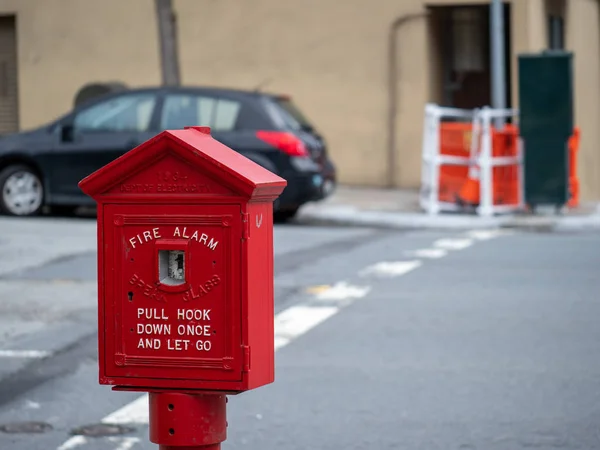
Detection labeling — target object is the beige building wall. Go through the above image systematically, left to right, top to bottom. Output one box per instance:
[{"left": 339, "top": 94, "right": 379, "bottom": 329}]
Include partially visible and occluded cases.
[
  {"left": 0, "top": 0, "right": 599, "bottom": 199},
  {"left": 0, "top": 0, "right": 161, "bottom": 130},
  {"left": 173, "top": 0, "right": 498, "bottom": 190},
  {"left": 174, "top": 0, "right": 434, "bottom": 188},
  {"left": 510, "top": 0, "right": 600, "bottom": 202},
  {"left": 565, "top": 0, "right": 600, "bottom": 201}
]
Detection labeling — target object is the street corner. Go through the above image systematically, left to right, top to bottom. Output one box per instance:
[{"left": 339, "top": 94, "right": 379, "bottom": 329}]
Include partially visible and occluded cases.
[
  {"left": 295, "top": 198, "right": 600, "bottom": 233},
  {"left": 294, "top": 203, "right": 507, "bottom": 231},
  {"left": 500, "top": 205, "right": 600, "bottom": 233}
]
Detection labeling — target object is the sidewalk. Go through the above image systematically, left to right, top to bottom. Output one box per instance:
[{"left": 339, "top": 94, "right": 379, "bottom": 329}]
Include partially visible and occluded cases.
[{"left": 294, "top": 185, "right": 600, "bottom": 232}]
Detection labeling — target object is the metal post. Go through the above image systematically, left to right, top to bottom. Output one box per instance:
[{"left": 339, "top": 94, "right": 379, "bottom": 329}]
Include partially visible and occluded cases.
[
  {"left": 154, "top": 0, "right": 181, "bottom": 86},
  {"left": 490, "top": 0, "right": 506, "bottom": 129},
  {"left": 549, "top": 16, "right": 564, "bottom": 50},
  {"left": 477, "top": 107, "right": 494, "bottom": 217},
  {"left": 149, "top": 392, "right": 227, "bottom": 449}
]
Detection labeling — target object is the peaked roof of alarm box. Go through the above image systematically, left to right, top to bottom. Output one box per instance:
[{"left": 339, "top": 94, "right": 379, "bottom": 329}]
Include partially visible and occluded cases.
[{"left": 78, "top": 126, "right": 288, "bottom": 201}]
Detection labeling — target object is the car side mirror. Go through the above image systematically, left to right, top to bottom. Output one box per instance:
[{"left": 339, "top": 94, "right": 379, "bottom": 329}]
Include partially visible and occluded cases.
[{"left": 61, "top": 123, "right": 75, "bottom": 143}]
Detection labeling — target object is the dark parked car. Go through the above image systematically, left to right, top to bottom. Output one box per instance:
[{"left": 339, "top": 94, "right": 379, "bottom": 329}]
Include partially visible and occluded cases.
[{"left": 0, "top": 86, "right": 336, "bottom": 219}]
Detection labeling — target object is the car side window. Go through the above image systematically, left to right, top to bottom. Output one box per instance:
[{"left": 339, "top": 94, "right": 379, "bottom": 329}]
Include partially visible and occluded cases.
[
  {"left": 73, "top": 93, "right": 157, "bottom": 132},
  {"left": 160, "top": 94, "right": 242, "bottom": 131}
]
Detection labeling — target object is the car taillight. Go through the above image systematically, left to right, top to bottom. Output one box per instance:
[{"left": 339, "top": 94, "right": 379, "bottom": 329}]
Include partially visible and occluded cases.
[{"left": 256, "top": 131, "right": 309, "bottom": 157}]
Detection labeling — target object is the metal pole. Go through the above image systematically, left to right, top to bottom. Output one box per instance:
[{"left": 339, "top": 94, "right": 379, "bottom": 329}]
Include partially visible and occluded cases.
[
  {"left": 154, "top": 0, "right": 181, "bottom": 86},
  {"left": 490, "top": 0, "right": 506, "bottom": 128},
  {"left": 149, "top": 392, "right": 227, "bottom": 449}
]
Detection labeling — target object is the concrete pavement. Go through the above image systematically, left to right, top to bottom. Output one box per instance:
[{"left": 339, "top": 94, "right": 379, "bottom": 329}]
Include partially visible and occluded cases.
[
  {"left": 295, "top": 185, "right": 600, "bottom": 232},
  {"left": 0, "top": 215, "right": 599, "bottom": 450},
  {"left": 227, "top": 230, "right": 600, "bottom": 450}
]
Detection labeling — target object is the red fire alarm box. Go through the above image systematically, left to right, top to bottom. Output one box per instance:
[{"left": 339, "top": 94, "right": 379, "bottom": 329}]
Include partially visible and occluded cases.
[{"left": 78, "top": 126, "right": 287, "bottom": 393}]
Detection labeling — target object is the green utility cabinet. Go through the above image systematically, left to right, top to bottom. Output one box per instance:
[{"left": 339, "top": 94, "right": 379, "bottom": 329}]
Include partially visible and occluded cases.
[{"left": 518, "top": 51, "right": 573, "bottom": 209}]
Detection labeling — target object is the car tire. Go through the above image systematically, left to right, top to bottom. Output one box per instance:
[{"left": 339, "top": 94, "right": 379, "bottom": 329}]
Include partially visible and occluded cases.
[{"left": 0, "top": 164, "right": 45, "bottom": 216}]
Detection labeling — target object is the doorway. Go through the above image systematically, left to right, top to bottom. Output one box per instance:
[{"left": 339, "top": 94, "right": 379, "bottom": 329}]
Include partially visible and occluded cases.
[
  {"left": 430, "top": 3, "right": 512, "bottom": 110},
  {"left": 0, "top": 15, "right": 19, "bottom": 134}
]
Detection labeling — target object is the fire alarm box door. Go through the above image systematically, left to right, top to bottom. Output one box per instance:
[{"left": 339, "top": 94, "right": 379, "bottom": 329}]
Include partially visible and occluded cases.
[{"left": 104, "top": 203, "right": 243, "bottom": 383}]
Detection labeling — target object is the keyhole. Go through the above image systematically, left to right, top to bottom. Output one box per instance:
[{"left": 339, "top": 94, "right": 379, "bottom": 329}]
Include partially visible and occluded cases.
[{"left": 128, "top": 292, "right": 134, "bottom": 301}]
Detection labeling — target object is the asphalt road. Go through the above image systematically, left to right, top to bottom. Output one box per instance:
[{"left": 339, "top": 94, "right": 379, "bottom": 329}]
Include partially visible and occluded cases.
[{"left": 0, "top": 214, "right": 599, "bottom": 450}]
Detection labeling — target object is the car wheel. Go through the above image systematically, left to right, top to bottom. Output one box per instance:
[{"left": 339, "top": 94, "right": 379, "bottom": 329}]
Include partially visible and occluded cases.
[{"left": 0, "top": 164, "right": 44, "bottom": 216}]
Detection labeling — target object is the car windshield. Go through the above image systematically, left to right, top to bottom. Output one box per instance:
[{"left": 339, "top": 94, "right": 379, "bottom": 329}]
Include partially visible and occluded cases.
[{"left": 271, "top": 96, "right": 315, "bottom": 132}]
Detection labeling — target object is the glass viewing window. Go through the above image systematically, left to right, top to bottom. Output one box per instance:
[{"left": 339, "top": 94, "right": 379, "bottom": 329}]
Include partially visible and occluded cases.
[{"left": 159, "top": 250, "right": 186, "bottom": 286}]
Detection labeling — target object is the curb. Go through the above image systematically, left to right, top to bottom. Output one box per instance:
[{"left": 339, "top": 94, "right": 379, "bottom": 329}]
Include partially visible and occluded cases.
[{"left": 294, "top": 205, "right": 600, "bottom": 232}]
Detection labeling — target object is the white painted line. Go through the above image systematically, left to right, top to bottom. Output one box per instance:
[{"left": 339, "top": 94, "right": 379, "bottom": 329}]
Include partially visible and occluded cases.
[
  {"left": 465, "top": 229, "right": 512, "bottom": 240},
  {"left": 433, "top": 238, "right": 473, "bottom": 250},
  {"left": 407, "top": 248, "right": 447, "bottom": 259},
  {"left": 359, "top": 260, "right": 422, "bottom": 278},
  {"left": 313, "top": 281, "right": 371, "bottom": 301},
  {"left": 274, "top": 305, "right": 339, "bottom": 343},
  {"left": 274, "top": 336, "right": 290, "bottom": 351},
  {"left": 0, "top": 350, "right": 51, "bottom": 358},
  {"left": 101, "top": 394, "right": 149, "bottom": 425},
  {"left": 25, "top": 400, "right": 41, "bottom": 409},
  {"left": 57, "top": 435, "right": 87, "bottom": 450},
  {"left": 108, "top": 437, "right": 141, "bottom": 450}
]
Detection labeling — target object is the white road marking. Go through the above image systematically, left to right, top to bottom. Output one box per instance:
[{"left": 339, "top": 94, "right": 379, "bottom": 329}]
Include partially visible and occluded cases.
[
  {"left": 465, "top": 229, "right": 512, "bottom": 240},
  {"left": 433, "top": 238, "right": 473, "bottom": 250},
  {"left": 406, "top": 248, "right": 448, "bottom": 259},
  {"left": 359, "top": 260, "right": 422, "bottom": 278},
  {"left": 313, "top": 281, "right": 371, "bottom": 301},
  {"left": 274, "top": 305, "right": 339, "bottom": 345},
  {"left": 274, "top": 336, "right": 290, "bottom": 351},
  {"left": 0, "top": 350, "right": 51, "bottom": 358},
  {"left": 101, "top": 395, "right": 149, "bottom": 425},
  {"left": 25, "top": 400, "right": 41, "bottom": 409},
  {"left": 57, "top": 436, "right": 87, "bottom": 450},
  {"left": 108, "top": 437, "right": 141, "bottom": 450}
]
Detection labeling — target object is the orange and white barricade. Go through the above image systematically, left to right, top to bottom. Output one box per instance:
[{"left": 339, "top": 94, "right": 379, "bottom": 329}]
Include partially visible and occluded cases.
[
  {"left": 420, "top": 104, "right": 525, "bottom": 217},
  {"left": 420, "top": 104, "right": 479, "bottom": 215},
  {"left": 567, "top": 127, "right": 580, "bottom": 208}
]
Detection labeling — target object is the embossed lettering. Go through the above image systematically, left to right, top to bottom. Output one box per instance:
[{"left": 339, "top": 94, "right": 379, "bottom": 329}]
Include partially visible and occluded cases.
[
  {"left": 120, "top": 183, "right": 154, "bottom": 193},
  {"left": 156, "top": 183, "right": 209, "bottom": 193},
  {"left": 128, "top": 227, "right": 161, "bottom": 248},
  {"left": 208, "top": 238, "right": 218, "bottom": 250},
  {"left": 129, "top": 274, "right": 166, "bottom": 303},
  {"left": 183, "top": 276, "right": 221, "bottom": 302},
  {"left": 177, "top": 309, "right": 211, "bottom": 321},
  {"left": 137, "top": 323, "right": 171, "bottom": 335},
  {"left": 177, "top": 324, "right": 211, "bottom": 336},
  {"left": 138, "top": 338, "right": 161, "bottom": 349},
  {"left": 167, "top": 339, "right": 190, "bottom": 351}
]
